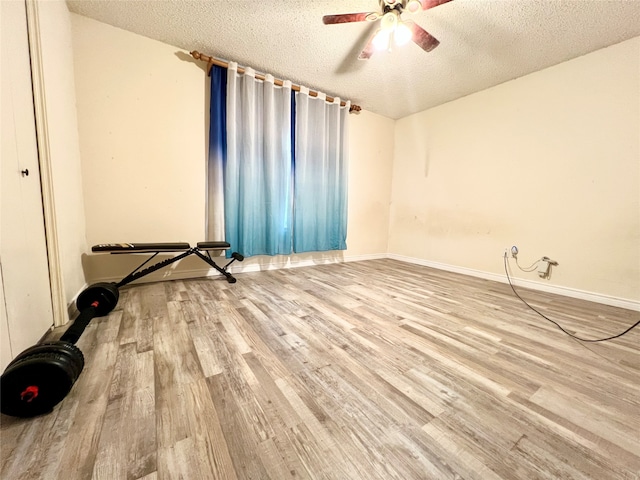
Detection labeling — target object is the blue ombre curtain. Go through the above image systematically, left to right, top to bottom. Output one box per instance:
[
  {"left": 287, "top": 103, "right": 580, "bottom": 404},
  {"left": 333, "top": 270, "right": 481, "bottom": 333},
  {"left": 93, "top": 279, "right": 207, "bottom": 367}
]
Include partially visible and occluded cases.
[
  {"left": 224, "top": 62, "right": 294, "bottom": 257},
  {"left": 206, "top": 65, "right": 227, "bottom": 242},
  {"left": 293, "top": 88, "right": 350, "bottom": 253}
]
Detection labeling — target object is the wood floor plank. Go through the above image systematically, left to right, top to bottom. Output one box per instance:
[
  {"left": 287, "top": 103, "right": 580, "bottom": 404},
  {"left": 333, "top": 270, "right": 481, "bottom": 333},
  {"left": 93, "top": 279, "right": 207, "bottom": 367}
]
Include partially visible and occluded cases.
[
  {"left": 2, "top": 259, "right": 638, "bottom": 479},
  {"left": 154, "top": 302, "right": 203, "bottom": 392},
  {"left": 118, "top": 309, "right": 154, "bottom": 353},
  {"left": 53, "top": 314, "right": 123, "bottom": 480},
  {"left": 91, "top": 344, "right": 156, "bottom": 480},
  {"left": 205, "top": 373, "right": 271, "bottom": 479},
  {"left": 273, "top": 376, "right": 364, "bottom": 478},
  {"left": 168, "top": 378, "right": 237, "bottom": 480},
  {"left": 529, "top": 385, "right": 640, "bottom": 457},
  {"left": 507, "top": 391, "right": 640, "bottom": 473},
  {"left": 0, "top": 395, "right": 77, "bottom": 479},
  {"left": 422, "top": 419, "right": 504, "bottom": 480}
]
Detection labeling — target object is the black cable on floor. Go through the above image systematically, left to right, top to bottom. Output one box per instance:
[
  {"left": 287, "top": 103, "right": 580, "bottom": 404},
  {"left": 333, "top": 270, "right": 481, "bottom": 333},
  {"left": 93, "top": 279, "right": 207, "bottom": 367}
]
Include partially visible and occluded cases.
[{"left": 503, "top": 254, "right": 639, "bottom": 342}]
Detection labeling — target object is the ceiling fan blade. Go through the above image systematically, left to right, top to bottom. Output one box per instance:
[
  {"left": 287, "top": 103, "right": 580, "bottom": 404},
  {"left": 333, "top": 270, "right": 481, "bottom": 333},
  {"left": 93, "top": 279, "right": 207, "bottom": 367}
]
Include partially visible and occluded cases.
[
  {"left": 419, "top": 0, "right": 453, "bottom": 11},
  {"left": 323, "top": 12, "right": 377, "bottom": 24},
  {"left": 409, "top": 23, "right": 440, "bottom": 52},
  {"left": 358, "top": 33, "right": 377, "bottom": 60}
]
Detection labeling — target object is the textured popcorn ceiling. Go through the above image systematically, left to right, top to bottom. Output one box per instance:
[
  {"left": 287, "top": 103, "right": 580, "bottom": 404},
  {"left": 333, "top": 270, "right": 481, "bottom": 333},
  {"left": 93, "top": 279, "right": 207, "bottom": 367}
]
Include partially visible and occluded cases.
[{"left": 66, "top": 0, "right": 640, "bottom": 119}]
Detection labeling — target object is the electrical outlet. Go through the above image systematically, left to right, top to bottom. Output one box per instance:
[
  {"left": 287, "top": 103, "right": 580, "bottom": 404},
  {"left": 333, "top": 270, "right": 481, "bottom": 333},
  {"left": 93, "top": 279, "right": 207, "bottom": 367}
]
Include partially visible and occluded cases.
[
  {"left": 537, "top": 256, "right": 558, "bottom": 279},
  {"left": 537, "top": 260, "right": 550, "bottom": 278}
]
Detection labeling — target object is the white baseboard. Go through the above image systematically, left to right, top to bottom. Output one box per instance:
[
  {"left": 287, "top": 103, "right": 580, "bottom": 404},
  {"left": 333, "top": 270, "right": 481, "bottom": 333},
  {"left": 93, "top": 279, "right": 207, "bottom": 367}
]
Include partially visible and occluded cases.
[
  {"left": 231, "top": 252, "right": 386, "bottom": 274},
  {"left": 345, "top": 253, "right": 387, "bottom": 263},
  {"left": 387, "top": 253, "right": 640, "bottom": 312}
]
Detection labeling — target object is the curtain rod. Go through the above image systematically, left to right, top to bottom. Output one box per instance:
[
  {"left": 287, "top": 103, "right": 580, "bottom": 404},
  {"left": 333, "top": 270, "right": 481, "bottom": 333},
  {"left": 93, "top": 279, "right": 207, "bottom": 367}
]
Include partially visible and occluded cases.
[{"left": 190, "top": 51, "right": 361, "bottom": 114}]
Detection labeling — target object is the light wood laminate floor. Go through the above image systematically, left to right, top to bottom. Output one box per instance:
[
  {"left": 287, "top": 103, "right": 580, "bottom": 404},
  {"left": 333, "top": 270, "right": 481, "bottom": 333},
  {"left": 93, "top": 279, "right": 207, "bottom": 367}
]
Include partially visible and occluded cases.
[{"left": 1, "top": 259, "right": 639, "bottom": 479}]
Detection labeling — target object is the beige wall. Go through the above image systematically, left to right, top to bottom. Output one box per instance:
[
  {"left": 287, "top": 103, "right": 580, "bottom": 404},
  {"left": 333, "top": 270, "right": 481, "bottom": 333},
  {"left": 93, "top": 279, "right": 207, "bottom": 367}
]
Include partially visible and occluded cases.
[
  {"left": 37, "top": 0, "right": 88, "bottom": 305},
  {"left": 71, "top": 15, "right": 394, "bottom": 283},
  {"left": 72, "top": 16, "right": 208, "bottom": 247},
  {"left": 390, "top": 37, "right": 640, "bottom": 303},
  {"left": 347, "top": 110, "right": 394, "bottom": 256}
]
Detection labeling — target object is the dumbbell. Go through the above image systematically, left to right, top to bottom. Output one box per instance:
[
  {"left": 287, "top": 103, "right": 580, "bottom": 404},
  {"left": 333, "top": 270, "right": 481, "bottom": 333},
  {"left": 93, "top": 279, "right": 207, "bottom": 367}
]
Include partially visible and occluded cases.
[{"left": 0, "top": 282, "right": 119, "bottom": 418}]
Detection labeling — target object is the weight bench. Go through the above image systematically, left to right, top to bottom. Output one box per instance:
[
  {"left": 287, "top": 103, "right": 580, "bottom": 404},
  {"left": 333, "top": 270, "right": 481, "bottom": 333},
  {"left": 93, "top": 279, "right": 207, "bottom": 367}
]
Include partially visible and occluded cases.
[
  {"left": 0, "top": 241, "right": 244, "bottom": 417},
  {"left": 91, "top": 241, "right": 244, "bottom": 286}
]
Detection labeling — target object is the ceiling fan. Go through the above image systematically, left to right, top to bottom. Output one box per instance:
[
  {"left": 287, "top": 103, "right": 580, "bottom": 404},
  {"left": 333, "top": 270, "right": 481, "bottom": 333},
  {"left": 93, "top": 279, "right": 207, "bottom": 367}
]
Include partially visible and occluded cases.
[{"left": 322, "top": 0, "right": 452, "bottom": 59}]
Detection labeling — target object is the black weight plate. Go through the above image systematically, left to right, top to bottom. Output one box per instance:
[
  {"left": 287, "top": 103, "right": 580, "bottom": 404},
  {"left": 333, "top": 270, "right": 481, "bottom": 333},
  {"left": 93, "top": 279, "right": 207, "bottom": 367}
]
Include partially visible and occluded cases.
[
  {"left": 77, "top": 282, "right": 119, "bottom": 316},
  {"left": 7, "top": 342, "right": 85, "bottom": 379},
  {"left": 0, "top": 351, "right": 78, "bottom": 418}
]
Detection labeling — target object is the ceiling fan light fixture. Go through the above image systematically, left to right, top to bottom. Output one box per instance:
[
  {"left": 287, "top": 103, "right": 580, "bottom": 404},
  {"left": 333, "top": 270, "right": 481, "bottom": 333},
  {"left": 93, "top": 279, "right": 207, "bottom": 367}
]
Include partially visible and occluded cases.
[
  {"left": 322, "top": 0, "right": 450, "bottom": 60},
  {"left": 406, "top": 0, "right": 422, "bottom": 13},
  {"left": 380, "top": 10, "right": 399, "bottom": 31},
  {"left": 395, "top": 21, "right": 413, "bottom": 46},
  {"left": 372, "top": 28, "right": 392, "bottom": 51}
]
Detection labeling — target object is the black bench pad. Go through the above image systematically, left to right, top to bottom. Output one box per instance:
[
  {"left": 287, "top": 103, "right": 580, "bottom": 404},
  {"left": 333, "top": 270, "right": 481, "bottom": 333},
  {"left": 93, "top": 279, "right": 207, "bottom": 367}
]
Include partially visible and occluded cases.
[
  {"left": 196, "top": 241, "right": 231, "bottom": 250},
  {"left": 92, "top": 242, "right": 191, "bottom": 252}
]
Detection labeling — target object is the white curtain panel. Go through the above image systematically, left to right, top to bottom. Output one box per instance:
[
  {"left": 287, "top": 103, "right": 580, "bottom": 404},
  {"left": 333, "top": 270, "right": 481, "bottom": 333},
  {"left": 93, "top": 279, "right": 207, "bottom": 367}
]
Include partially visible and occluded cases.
[
  {"left": 225, "top": 62, "right": 294, "bottom": 256},
  {"left": 294, "top": 88, "right": 350, "bottom": 253}
]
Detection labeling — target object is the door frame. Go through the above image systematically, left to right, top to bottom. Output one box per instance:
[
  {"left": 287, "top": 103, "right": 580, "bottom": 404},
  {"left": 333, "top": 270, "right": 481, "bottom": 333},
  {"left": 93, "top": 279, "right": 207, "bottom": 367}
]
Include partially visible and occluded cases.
[{"left": 25, "top": 0, "right": 66, "bottom": 327}]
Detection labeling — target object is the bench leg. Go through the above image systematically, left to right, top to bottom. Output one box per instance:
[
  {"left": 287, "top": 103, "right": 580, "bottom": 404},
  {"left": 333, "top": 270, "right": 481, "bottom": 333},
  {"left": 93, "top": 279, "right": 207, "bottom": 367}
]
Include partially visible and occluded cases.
[{"left": 193, "top": 250, "right": 244, "bottom": 283}]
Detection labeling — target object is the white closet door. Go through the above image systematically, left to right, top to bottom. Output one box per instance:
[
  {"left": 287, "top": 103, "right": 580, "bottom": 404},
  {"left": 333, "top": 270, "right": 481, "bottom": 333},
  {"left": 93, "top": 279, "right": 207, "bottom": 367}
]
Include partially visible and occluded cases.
[{"left": 1, "top": 0, "right": 54, "bottom": 369}]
